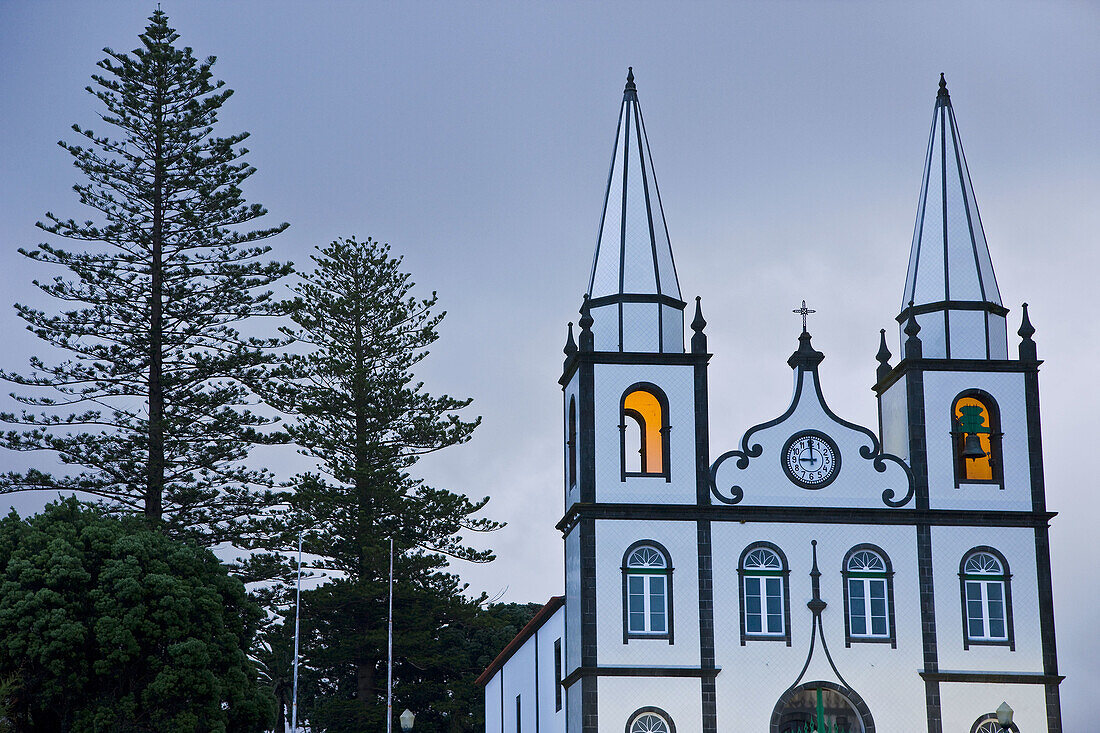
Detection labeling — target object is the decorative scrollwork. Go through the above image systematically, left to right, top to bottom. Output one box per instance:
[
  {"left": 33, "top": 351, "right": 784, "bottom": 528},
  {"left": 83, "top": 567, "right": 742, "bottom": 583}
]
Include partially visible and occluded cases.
[{"left": 710, "top": 447, "right": 758, "bottom": 504}]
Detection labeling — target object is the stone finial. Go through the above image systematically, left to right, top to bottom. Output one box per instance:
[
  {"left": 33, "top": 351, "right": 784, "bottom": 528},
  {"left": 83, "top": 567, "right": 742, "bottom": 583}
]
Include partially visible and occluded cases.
[
  {"left": 625, "top": 66, "right": 636, "bottom": 92},
  {"left": 937, "top": 72, "right": 950, "bottom": 102},
  {"left": 578, "top": 295, "right": 594, "bottom": 352},
  {"left": 690, "top": 296, "right": 707, "bottom": 354},
  {"left": 904, "top": 301, "right": 923, "bottom": 359},
  {"left": 1018, "top": 302, "right": 1037, "bottom": 361},
  {"left": 563, "top": 321, "right": 577, "bottom": 358},
  {"left": 876, "top": 328, "right": 893, "bottom": 383}
]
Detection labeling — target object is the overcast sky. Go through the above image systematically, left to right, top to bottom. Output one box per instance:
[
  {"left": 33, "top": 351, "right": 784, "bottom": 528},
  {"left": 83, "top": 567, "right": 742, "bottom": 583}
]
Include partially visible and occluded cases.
[{"left": 1, "top": 1, "right": 1096, "bottom": 726}]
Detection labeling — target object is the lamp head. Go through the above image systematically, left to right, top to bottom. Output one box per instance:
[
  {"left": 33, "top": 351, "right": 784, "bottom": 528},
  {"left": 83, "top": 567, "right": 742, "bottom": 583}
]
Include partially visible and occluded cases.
[{"left": 996, "top": 701, "right": 1013, "bottom": 727}]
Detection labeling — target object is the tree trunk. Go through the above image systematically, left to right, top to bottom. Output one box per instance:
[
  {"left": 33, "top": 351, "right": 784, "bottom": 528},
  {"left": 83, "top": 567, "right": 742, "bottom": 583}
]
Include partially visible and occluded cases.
[{"left": 146, "top": 65, "right": 166, "bottom": 522}]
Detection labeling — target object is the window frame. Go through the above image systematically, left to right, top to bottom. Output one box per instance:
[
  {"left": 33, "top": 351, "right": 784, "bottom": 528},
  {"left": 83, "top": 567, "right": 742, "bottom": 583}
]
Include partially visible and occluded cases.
[
  {"left": 619, "top": 383, "right": 671, "bottom": 482},
  {"left": 950, "top": 389, "right": 1004, "bottom": 487},
  {"left": 621, "top": 540, "right": 674, "bottom": 644},
  {"left": 738, "top": 542, "right": 791, "bottom": 646},
  {"left": 841, "top": 544, "right": 897, "bottom": 648},
  {"left": 959, "top": 546, "right": 1015, "bottom": 650},
  {"left": 625, "top": 707, "right": 676, "bottom": 733}
]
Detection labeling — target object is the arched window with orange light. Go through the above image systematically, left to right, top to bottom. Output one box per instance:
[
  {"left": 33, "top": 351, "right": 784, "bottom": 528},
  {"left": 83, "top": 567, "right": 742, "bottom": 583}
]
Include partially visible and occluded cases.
[
  {"left": 620, "top": 383, "right": 670, "bottom": 481},
  {"left": 951, "top": 390, "right": 1003, "bottom": 486}
]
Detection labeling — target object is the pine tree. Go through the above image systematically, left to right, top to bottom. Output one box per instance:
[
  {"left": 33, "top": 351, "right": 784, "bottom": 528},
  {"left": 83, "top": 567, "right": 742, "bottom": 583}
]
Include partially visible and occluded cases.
[
  {"left": 0, "top": 10, "right": 290, "bottom": 544},
  {"left": 260, "top": 236, "right": 501, "bottom": 730}
]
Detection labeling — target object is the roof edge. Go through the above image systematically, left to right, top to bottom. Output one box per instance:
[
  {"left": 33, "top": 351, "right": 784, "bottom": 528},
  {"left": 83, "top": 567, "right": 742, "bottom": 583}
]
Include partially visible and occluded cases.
[{"left": 475, "top": 596, "right": 565, "bottom": 687}]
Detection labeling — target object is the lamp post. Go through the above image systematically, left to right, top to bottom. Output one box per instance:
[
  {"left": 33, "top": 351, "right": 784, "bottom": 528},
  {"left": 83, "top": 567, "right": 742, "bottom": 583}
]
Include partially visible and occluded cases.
[
  {"left": 996, "top": 701, "right": 1014, "bottom": 732},
  {"left": 399, "top": 708, "right": 415, "bottom": 732}
]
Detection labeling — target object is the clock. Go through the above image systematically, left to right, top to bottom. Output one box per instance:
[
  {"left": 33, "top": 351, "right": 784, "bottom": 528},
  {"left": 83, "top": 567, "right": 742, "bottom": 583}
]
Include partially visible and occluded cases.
[{"left": 782, "top": 431, "right": 840, "bottom": 489}]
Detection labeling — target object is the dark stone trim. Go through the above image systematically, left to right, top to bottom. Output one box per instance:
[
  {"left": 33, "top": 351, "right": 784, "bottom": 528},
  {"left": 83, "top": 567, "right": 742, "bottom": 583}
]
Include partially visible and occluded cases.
[
  {"left": 587, "top": 293, "right": 686, "bottom": 310},
  {"left": 896, "top": 299, "right": 1009, "bottom": 323},
  {"left": 560, "top": 351, "right": 710, "bottom": 386},
  {"left": 873, "top": 356, "right": 1040, "bottom": 395},
  {"left": 578, "top": 362, "right": 596, "bottom": 504},
  {"left": 949, "top": 388, "right": 1004, "bottom": 488},
  {"left": 556, "top": 502, "right": 1055, "bottom": 533},
  {"left": 579, "top": 517, "right": 598, "bottom": 733},
  {"left": 697, "top": 521, "right": 717, "bottom": 733},
  {"left": 917, "top": 523, "right": 941, "bottom": 733},
  {"left": 620, "top": 540, "right": 675, "bottom": 644},
  {"left": 737, "top": 541, "right": 792, "bottom": 647},
  {"left": 841, "top": 543, "right": 897, "bottom": 649},
  {"left": 958, "top": 546, "right": 1015, "bottom": 652},
  {"left": 534, "top": 627, "right": 539, "bottom": 733},
  {"left": 562, "top": 666, "right": 720, "bottom": 688},
  {"left": 921, "top": 670, "right": 1063, "bottom": 684},
  {"left": 769, "top": 680, "right": 876, "bottom": 733},
  {"left": 625, "top": 706, "right": 677, "bottom": 733}
]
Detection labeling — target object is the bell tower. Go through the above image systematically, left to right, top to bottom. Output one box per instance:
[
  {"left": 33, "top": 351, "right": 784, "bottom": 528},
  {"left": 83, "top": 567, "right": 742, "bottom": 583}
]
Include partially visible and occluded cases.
[
  {"left": 559, "top": 69, "right": 715, "bottom": 733},
  {"left": 874, "top": 75, "right": 1062, "bottom": 732}
]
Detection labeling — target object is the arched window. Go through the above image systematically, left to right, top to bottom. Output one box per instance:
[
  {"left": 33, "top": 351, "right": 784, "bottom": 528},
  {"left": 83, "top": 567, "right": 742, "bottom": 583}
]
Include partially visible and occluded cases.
[
  {"left": 620, "top": 384, "right": 670, "bottom": 481},
  {"left": 951, "top": 390, "right": 1003, "bottom": 485},
  {"left": 567, "top": 396, "right": 577, "bottom": 488},
  {"left": 622, "top": 541, "right": 673, "bottom": 642},
  {"left": 738, "top": 543, "right": 791, "bottom": 645},
  {"left": 842, "top": 545, "right": 896, "bottom": 647},
  {"left": 960, "top": 547, "right": 1014, "bottom": 650},
  {"left": 626, "top": 707, "right": 676, "bottom": 733},
  {"left": 970, "top": 713, "right": 1019, "bottom": 733}
]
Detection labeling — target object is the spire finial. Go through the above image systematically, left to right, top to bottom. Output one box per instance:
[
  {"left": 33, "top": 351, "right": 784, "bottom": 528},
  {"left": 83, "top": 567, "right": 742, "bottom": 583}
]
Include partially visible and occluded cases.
[
  {"left": 625, "top": 67, "right": 636, "bottom": 92},
  {"left": 937, "top": 72, "right": 950, "bottom": 103},
  {"left": 579, "top": 295, "right": 594, "bottom": 352},
  {"left": 691, "top": 296, "right": 708, "bottom": 354},
  {"left": 903, "top": 300, "right": 923, "bottom": 359},
  {"left": 1018, "top": 302, "right": 1037, "bottom": 361},
  {"left": 564, "top": 322, "right": 577, "bottom": 357},
  {"left": 876, "top": 328, "right": 893, "bottom": 382},
  {"left": 807, "top": 540, "right": 826, "bottom": 615}
]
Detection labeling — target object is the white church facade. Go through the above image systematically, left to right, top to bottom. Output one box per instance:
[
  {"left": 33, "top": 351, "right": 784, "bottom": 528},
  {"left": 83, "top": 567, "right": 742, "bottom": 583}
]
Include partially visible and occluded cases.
[{"left": 477, "top": 71, "right": 1062, "bottom": 733}]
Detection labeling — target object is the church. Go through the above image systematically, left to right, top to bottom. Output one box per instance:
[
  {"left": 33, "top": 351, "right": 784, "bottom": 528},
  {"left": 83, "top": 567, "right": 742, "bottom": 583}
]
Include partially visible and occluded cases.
[{"left": 476, "top": 70, "right": 1062, "bottom": 733}]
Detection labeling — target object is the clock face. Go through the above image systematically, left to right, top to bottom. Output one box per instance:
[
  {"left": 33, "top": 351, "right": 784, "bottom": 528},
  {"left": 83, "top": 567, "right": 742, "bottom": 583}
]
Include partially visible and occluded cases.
[{"left": 782, "top": 431, "right": 840, "bottom": 489}]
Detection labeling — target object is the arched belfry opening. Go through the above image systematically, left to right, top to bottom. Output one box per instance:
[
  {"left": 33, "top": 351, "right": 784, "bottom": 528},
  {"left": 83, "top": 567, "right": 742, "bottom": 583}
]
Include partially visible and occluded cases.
[{"left": 770, "top": 682, "right": 874, "bottom": 733}]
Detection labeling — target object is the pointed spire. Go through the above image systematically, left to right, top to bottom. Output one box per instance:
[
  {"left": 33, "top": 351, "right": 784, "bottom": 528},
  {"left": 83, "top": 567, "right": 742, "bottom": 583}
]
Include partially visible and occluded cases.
[
  {"left": 584, "top": 69, "right": 685, "bottom": 353},
  {"left": 900, "top": 75, "right": 1007, "bottom": 360},
  {"left": 578, "top": 295, "right": 594, "bottom": 352},
  {"left": 690, "top": 296, "right": 707, "bottom": 354},
  {"left": 1018, "top": 302, "right": 1037, "bottom": 361},
  {"left": 876, "top": 328, "right": 893, "bottom": 382}
]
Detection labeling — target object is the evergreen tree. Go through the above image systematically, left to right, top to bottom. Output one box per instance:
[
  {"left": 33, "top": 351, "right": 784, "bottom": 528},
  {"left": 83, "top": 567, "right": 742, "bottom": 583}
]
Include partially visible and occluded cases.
[
  {"left": 0, "top": 10, "right": 290, "bottom": 544},
  {"left": 261, "top": 236, "right": 501, "bottom": 730}
]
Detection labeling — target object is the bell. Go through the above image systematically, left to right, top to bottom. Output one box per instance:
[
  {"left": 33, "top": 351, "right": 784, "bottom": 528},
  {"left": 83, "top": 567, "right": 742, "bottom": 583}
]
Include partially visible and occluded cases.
[{"left": 961, "top": 432, "right": 986, "bottom": 460}]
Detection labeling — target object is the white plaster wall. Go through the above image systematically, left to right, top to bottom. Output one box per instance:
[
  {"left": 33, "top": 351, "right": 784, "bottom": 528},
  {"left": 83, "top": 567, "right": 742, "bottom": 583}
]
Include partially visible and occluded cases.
[
  {"left": 593, "top": 363, "right": 697, "bottom": 505},
  {"left": 711, "top": 370, "right": 913, "bottom": 509},
  {"left": 922, "top": 370, "right": 1031, "bottom": 511},
  {"left": 878, "top": 375, "right": 909, "bottom": 461},
  {"left": 595, "top": 519, "right": 699, "bottom": 667},
  {"left": 710, "top": 521, "right": 927, "bottom": 732},
  {"left": 931, "top": 525, "right": 1043, "bottom": 673},
  {"left": 565, "top": 528, "right": 581, "bottom": 675},
  {"left": 536, "top": 611, "right": 567, "bottom": 733},
  {"left": 485, "top": 674, "right": 503, "bottom": 733},
  {"left": 597, "top": 677, "right": 702, "bottom": 733},
  {"left": 939, "top": 682, "right": 1047, "bottom": 733}
]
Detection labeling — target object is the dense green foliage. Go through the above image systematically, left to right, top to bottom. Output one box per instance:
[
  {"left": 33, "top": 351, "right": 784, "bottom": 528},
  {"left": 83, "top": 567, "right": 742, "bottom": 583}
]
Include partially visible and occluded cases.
[
  {"left": 0, "top": 10, "right": 290, "bottom": 545},
  {"left": 253, "top": 237, "right": 502, "bottom": 729},
  {"left": 0, "top": 498, "right": 275, "bottom": 732}
]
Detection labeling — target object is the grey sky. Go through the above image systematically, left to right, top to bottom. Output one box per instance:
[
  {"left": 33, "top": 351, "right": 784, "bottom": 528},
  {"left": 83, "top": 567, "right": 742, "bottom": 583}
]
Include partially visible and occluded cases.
[{"left": 1, "top": 1, "right": 1096, "bottom": 726}]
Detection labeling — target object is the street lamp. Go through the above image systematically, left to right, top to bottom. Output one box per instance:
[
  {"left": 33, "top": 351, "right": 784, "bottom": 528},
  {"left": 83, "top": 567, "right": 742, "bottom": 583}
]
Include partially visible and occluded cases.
[
  {"left": 996, "top": 701, "right": 1013, "bottom": 732},
  {"left": 399, "top": 709, "right": 415, "bottom": 732}
]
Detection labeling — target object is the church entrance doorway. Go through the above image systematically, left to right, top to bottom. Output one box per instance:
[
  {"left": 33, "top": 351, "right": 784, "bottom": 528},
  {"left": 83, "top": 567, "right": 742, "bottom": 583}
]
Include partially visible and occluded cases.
[{"left": 769, "top": 681, "right": 875, "bottom": 733}]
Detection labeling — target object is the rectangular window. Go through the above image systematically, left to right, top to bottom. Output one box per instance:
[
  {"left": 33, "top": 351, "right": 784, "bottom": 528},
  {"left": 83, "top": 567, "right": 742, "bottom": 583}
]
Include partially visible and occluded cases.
[
  {"left": 627, "top": 575, "right": 646, "bottom": 632},
  {"left": 745, "top": 575, "right": 783, "bottom": 636},
  {"left": 649, "top": 576, "right": 666, "bottom": 632},
  {"left": 745, "top": 576, "right": 763, "bottom": 633},
  {"left": 765, "top": 577, "right": 783, "bottom": 633},
  {"left": 849, "top": 577, "right": 889, "bottom": 638},
  {"left": 849, "top": 578, "right": 867, "bottom": 635},
  {"left": 966, "top": 579, "right": 1008, "bottom": 641},
  {"left": 554, "top": 638, "right": 562, "bottom": 712},
  {"left": 516, "top": 694, "right": 521, "bottom": 733}
]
